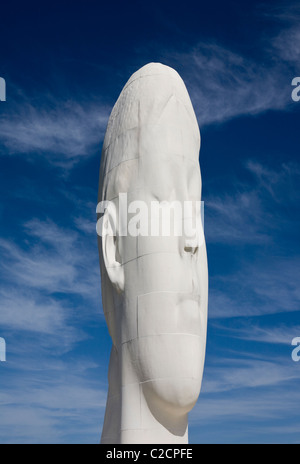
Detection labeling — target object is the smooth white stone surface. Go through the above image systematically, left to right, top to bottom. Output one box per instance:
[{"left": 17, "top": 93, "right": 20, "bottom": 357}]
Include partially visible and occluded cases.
[{"left": 98, "top": 63, "right": 208, "bottom": 444}]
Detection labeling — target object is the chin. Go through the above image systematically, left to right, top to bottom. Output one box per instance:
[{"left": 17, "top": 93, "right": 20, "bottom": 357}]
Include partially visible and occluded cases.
[
  {"left": 136, "top": 333, "right": 205, "bottom": 415},
  {"left": 142, "top": 376, "right": 202, "bottom": 417}
]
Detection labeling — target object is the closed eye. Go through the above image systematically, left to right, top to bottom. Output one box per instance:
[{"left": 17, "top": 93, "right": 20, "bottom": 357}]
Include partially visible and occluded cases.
[{"left": 184, "top": 246, "right": 198, "bottom": 255}]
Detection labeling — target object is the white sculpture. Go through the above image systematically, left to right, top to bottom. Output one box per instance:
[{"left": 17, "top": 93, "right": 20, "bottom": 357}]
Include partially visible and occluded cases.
[{"left": 98, "top": 63, "right": 208, "bottom": 444}]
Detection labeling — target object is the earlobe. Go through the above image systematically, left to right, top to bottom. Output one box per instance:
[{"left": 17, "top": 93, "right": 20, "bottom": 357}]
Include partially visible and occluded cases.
[{"left": 102, "top": 206, "right": 125, "bottom": 294}]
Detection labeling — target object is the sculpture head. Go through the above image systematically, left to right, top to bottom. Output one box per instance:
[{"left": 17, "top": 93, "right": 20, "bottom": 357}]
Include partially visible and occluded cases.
[{"left": 98, "top": 63, "right": 208, "bottom": 443}]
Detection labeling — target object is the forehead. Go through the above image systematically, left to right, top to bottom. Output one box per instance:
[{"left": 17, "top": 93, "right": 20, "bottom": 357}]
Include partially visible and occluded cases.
[
  {"left": 100, "top": 64, "right": 202, "bottom": 202},
  {"left": 101, "top": 65, "right": 200, "bottom": 173}
]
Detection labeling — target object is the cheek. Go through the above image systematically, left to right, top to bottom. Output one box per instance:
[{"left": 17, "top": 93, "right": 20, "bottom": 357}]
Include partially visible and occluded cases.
[
  {"left": 123, "top": 252, "right": 194, "bottom": 296},
  {"left": 137, "top": 292, "right": 203, "bottom": 338}
]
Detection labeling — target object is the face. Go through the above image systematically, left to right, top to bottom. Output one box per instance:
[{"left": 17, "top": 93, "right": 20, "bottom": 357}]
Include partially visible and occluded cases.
[
  {"left": 100, "top": 63, "right": 208, "bottom": 417},
  {"left": 116, "top": 150, "right": 208, "bottom": 417}
]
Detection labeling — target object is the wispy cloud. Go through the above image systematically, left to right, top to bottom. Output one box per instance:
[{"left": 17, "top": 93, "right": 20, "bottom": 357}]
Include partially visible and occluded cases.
[
  {"left": 263, "top": 3, "right": 300, "bottom": 64},
  {"left": 0, "top": 4, "right": 298, "bottom": 175},
  {"left": 167, "top": 7, "right": 300, "bottom": 127},
  {"left": 1, "top": 8, "right": 299, "bottom": 171},
  {"left": 182, "top": 43, "right": 289, "bottom": 126},
  {"left": 0, "top": 95, "right": 109, "bottom": 168},
  {"left": 205, "top": 160, "right": 300, "bottom": 318},
  {"left": 206, "top": 160, "right": 300, "bottom": 245},
  {"left": 0, "top": 216, "right": 106, "bottom": 443},
  {"left": 0, "top": 216, "right": 102, "bottom": 362},
  {"left": 0, "top": 219, "right": 100, "bottom": 302},
  {"left": 209, "top": 256, "right": 300, "bottom": 319},
  {"left": 0, "top": 288, "right": 71, "bottom": 336},
  {"left": 226, "top": 323, "right": 300, "bottom": 345},
  {"left": 190, "top": 350, "right": 300, "bottom": 443},
  {"left": 202, "top": 357, "right": 300, "bottom": 394},
  {"left": 0, "top": 359, "right": 106, "bottom": 443},
  {"left": 191, "top": 388, "right": 300, "bottom": 442}
]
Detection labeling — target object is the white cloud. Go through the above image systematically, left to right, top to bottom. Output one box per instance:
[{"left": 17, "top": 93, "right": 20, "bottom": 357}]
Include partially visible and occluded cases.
[
  {"left": 265, "top": 4, "right": 300, "bottom": 64},
  {"left": 0, "top": 7, "right": 298, "bottom": 173},
  {"left": 168, "top": 8, "right": 300, "bottom": 128},
  {"left": 1, "top": 11, "right": 299, "bottom": 171},
  {"left": 273, "top": 25, "right": 300, "bottom": 63},
  {"left": 187, "top": 43, "right": 288, "bottom": 126},
  {"left": 0, "top": 97, "right": 109, "bottom": 168},
  {"left": 204, "top": 160, "right": 300, "bottom": 319},
  {"left": 205, "top": 160, "right": 299, "bottom": 246},
  {"left": 206, "top": 190, "right": 269, "bottom": 245},
  {"left": 74, "top": 216, "right": 97, "bottom": 235},
  {"left": 0, "top": 217, "right": 106, "bottom": 443},
  {"left": 0, "top": 217, "right": 102, "bottom": 362},
  {"left": 0, "top": 219, "right": 100, "bottom": 301},
  {"left": 209, "top": 256, "right": 300, "bottom": 319},
  {"left": 0, "top": 288, "right": 69, "bottom": 335},
  {"left": 227, "top": 323, "right": 300, "bottom": 345},
  {"left": 189, "top": 350, "right": 300, "bottom": 442},
  {"left": 202, "top": 357, "right": 300, "bottom": 394},
  {"left": 0, "top": 362, "right": 107, "bottom": 443},
  {"left": 191, "top": 388, "right": 300, "bottom": 428}
]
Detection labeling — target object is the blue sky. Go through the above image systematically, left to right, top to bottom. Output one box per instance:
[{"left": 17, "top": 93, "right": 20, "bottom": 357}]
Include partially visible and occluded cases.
[{"left": 0, "top": 0, "right": 299, "bottom": 444}]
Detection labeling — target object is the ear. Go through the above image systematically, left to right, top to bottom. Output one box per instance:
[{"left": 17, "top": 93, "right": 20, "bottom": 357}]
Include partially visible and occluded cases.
[{"left": 101, "top": 203, "right": 125, "bottom": 294}]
